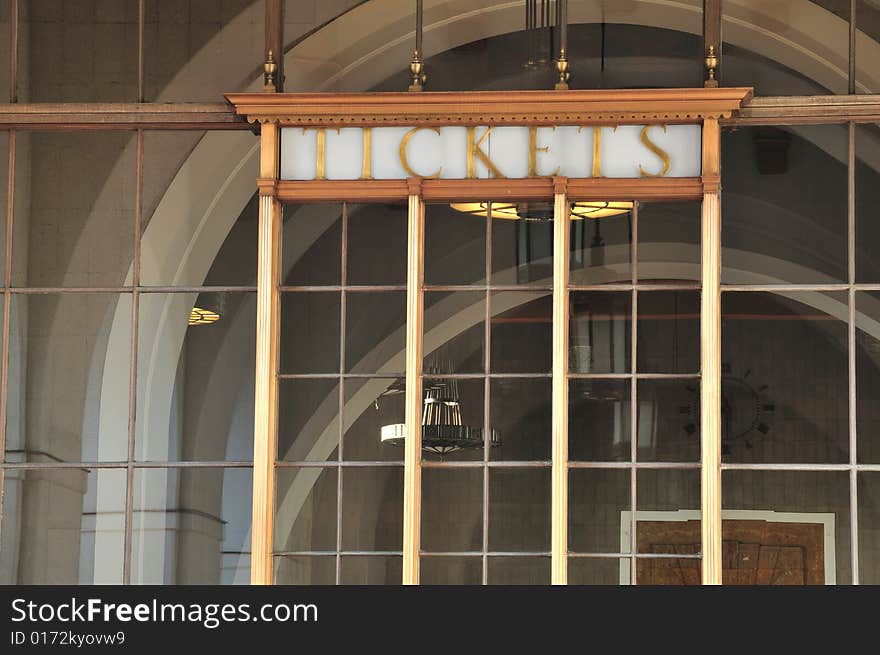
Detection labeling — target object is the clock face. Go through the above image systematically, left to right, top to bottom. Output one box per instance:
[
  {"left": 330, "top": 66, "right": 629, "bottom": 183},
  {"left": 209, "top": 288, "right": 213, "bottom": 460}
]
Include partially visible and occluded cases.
[{"left": 681, "top": 367, "right": 774, "bottom": 454}]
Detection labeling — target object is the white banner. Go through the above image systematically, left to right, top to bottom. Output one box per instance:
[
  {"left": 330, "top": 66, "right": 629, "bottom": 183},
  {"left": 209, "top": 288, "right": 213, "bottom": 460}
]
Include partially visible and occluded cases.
[{"left": 280, "top": 124, "right": 701, "bottom": 181}]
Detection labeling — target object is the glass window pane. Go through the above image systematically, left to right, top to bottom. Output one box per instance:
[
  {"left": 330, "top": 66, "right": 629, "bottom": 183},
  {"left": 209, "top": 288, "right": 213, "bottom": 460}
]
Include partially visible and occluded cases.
[
  {"left": 21, "top": 0, "right": 138, "bottom": 102},
  {"left": 144, "top": 0, "right": 263, "bottom": 102},
  {"left": 723, "top": 1, "right": 850, "bottom": 95},
  {"left": 856, "top": 1, "right": 878, "bottom": 94},
  {"left": 0, "top": 5, "right": 9, "bottom": 103},
  {"left": 855, "top": 124, "right": 880, "bottom": 282},
  {"left": 722, "top": 125, "right": 848, "bottom": 285},
  {"left": 0, "top": 131, "right": 7, "bottom": 277},
  {"left": 141, "top": 131, "right": 258, "bottom": 287},
  {"left": 12, "top": 132, "right": 137, "bottom": 288},
  {"left": 637, "top": 202, "right": 700, "bottom": 285},
  {"left": 283, "top": 203, "right": 342, "bottom": 287},
  {"left": 346, "top": 203, "right": 407, "bottom": 286},
  {"left": 425, "top": 203, "right": 486, "bottom": 285},
  {"left": 570, "top": 210, "right": 633, "bottom": 286},
  {"left": 493, "top": 211, "right": 554, "bottom": 286},
  {"left": 856, "top": 290, "right": 880, "bottom": 463},
  {"left": 345, "top": 291, "right": 406, "bottom": 374},
  {"left": 424, "top": 291, "right": 485, "bottom": 374},
  {"left": 491, "top": 291, "right": 551, "bottom": 374},
  {"left": 637, "top": 291, "right": 700, "bottom": 374},
  {"left": 722, "top": 291, "right": 848, "bottom": 463},
  {"left": 136, "top": 292, "right": 255, "bottom": 462},
  {"left": 280, "top": 292, "right": 340, "bottom": 374},
  {"left": 569, "top": 292, "right": 631, "bottom": 374},
  {"left": 5, "top": 294, "right": 131, "bottom": 463},
  {"left": 345, "top": 377, "right": 404, "bottom": 462},
  {"left": 420, "top": 377, "right": 486, "bottom": 463},
  {"left": 277, "top": 378, "right": 339, "bottom": 463},
  {"left": 490, "top": 378, "right": 550, "bottom": 462},
  {"left": 569, "top": 379, "right": 631, "bottom": 462},
  {"left": 638, "top": 380, "right": 700, "bottom": 463},
  {"left": 340, "top": 466, "right": 403, "bottom": 552},
  {"left": 0, "top": 467, "right": 125, "bottom": 583},
  {"left": 132, "top": 467, "right": 251, "bottom": 584},
  {"left": 275, "top": 467, "right": 337, "bottom": 553},
  {"left": 421, "top": 467, "right": 482, "bottom": 553},
  {"left": 489, "top": 467, "right": 550, "bottom": 552},
  {"left": 569, "top": 468, "right": 631, "bottom": 554},
  {"left": 723, "top": 470, "right": 851, "bottom": 584},
  {"left": 858, "top": 473, "right": 880, "bottom": 584},
  {"left": 274, "top": 555, "right": 335, "bottom": 584},
  {"left": 340, "top": 556, "right": 401, "bottom": 585},
  {"left": 420, "top": 556, "right": 482, "bottom": 584},
  {"left": 488, "top": 556, "right": 549, "bottom": 585},
  {"left": 568, "top": 557, "right": 626, "bottom": 585},
  {"left": 636, "top": 557, "right": 701, "bottom": 585}
]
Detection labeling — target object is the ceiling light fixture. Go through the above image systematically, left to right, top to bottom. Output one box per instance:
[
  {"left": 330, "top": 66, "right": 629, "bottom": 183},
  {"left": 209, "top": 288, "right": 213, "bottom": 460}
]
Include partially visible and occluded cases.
[
  {"left": 450, "top": 200, "right": 633, "bottom": 221},
  {"left": 188, "top": 307, "right": 220, "bottom": 326},
  {"left": 379, "top": 379, "right": 500, "bottom": 455}
]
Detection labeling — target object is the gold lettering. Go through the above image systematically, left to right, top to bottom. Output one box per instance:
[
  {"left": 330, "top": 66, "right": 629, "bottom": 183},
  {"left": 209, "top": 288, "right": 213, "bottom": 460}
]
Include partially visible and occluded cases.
[
  {"left": 638, "top": 125, "right": 672, "bottom": 178},
  {"left": 308, "top": 127, "right": 339, "bottom": 180},
  {"left": 399, "top": 127, "right": 442, "bottom": 179},
  {"left": 466, "top": 127, "right": 505, "bottom": 179},
  {"left": 528, "top": 127, "right": 560, "bottom": 177},
  {"left": 592, "top": 127, "right": 603, "bottom": 178},
  {"left": 360, "top": 128, "right": 372, "bottom": 179}
]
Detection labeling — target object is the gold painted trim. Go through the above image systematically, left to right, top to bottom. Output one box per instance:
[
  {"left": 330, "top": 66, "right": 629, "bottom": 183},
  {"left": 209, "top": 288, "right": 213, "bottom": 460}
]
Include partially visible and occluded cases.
[
  {"left": 225, "top": 88, "right": 753, "bottom": 127},
  {"left": 700, "top": 118, "right": 722, "bottom": 586},
  {"left": 251, "top": 124, "right": 281, "bottom": 585},
  {"left": 274, "top": 177, "right": 705, "bottom": 203},
  {"left": 551, "top": 178, "right": 570, "bottom": 585},
  {"left": 402, "top": 190, "right": 425, "bottom": 585}
]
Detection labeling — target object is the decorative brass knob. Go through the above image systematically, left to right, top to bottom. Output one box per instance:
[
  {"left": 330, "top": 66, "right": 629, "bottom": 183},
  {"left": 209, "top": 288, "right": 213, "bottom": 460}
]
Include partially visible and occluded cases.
[
  {"left": 704, "top": 45, "right": 719, "bottom": 88},
  {"left": 555, "top": 49, "right": 570, "bottom": 90},
  {"left": 263, "top": 50, "right": 278, "bottom": 92},
  {"left": 408, "top": 50, "right": 427, "bottom": 92}
]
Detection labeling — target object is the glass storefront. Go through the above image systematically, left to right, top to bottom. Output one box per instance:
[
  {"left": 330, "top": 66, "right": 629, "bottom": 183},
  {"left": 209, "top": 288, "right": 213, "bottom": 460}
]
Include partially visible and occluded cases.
[{"left": 0, "top": 0, "right": 878, "bottom": 586}]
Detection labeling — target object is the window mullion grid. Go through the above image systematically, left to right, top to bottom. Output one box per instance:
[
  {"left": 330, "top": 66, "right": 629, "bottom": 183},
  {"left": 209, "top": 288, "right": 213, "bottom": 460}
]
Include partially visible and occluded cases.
[
  {"left": 848, "top": 121, "right": 859, "bottom": 584},
  {"left": 122, "top": 128, "right": 144, "bottom": 585},
  {"left": 482, "top": 201, "right": 492, "bottom": 584},
  {"left": 629, "top": 201, "right": 639, "bottom": 585},
  {"left": 336, "top": 202, "right": 349, "bottom": 584}
]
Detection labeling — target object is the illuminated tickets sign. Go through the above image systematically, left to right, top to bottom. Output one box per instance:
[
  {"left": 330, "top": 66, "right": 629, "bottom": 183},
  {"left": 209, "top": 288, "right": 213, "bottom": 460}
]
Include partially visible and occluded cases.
[{"left": 280, "top": 124, "right": 701, "bottom": 181}]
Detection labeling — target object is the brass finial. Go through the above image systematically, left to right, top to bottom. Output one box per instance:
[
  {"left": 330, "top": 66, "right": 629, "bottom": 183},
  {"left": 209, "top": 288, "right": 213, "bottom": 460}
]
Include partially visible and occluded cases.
[
  {"left": 704, "top": 45, "right": 719, "bottom": 88},
  {"left": 554, "top": 49, "right": 570, "bottom": 90},
  {"left": 263, "top": 50, "right": 278, "bottom": 92},
  {"left": 408, "top": 50, "right": 426, "bottom": 92}
]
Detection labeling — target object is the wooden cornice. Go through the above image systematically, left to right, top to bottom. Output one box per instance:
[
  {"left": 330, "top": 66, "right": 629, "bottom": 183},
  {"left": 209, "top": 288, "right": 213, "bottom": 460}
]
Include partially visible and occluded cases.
[
  {"left": 225, "top": 88, "right": 754, "bottom": 127},
  {"left": 728, "top": 94, "right": 880, "bottom": 125},
  {"left": 0, "top": 103, "right": 248, "bottom": 129}
]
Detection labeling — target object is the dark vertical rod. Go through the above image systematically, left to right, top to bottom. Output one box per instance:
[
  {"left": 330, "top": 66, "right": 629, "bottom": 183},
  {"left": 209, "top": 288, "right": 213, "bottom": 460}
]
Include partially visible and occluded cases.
[
  {"left": 10, "top": 0, "right": 18, "bottom": 102},
  {"left": 137, "top": 0, "right": 144, "bottom": 102},
  {"left": 265, "top": 0, "right": 285, "bottom": 91},
  {"left": 415, "top": 0, "right": 423, "bottom": 56},
  {"left": 560, "top": 0, "right": 568, "bottom": 55},
  {"left": 703, "top": 0, "right": 722, "bottom": 85},
  {"left": 849, "top": 0, "right": 857, "bottom": 94},
  {"left": 848, "top": 122, "right": 859, "bottom": 584},
  {"left": 123, "top": 129, "right": 144, "bottom": 585},
  {"left": 0, "top": 131, "right": 15, "bottom": 463},
  {"left": 482, "top": 201, "right": 492, "bottom": 585},
  {"left": 629, "top": 201, "right": 639, "bottom": 585},
  {"left": 336, "top": 203, "right": 348, "bottom": 585}
]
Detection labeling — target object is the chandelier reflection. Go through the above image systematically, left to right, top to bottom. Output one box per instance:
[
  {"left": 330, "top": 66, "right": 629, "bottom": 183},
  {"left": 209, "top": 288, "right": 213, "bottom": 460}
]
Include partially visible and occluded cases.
[{"left": 378, "top": 379, "right": 501, "bottom": 456}]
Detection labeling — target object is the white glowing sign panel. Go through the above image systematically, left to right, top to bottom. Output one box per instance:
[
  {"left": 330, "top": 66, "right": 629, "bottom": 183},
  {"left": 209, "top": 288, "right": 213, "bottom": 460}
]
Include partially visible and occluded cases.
[{"left": 280, "top": 125, "right": 701, "bottom": 181}]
